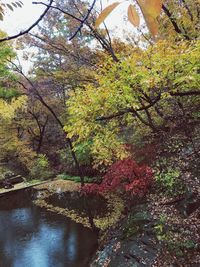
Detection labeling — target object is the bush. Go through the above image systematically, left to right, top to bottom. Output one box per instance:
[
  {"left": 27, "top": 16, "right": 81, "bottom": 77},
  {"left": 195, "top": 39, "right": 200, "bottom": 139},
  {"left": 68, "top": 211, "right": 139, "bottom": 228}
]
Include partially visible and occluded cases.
[
  {"left": 74, "top": 140, "right": 93, "bottom": 165},
  {"left": 58, "top": 141, "right": 92, "bottom": 168},
  {"left": 58, "top": 149, "right": 75, "bottom": 169},
  {"left": 30, "top": 154, "right": 53, "bottom": 180},
  {"left": 83, "top": 159, "right": 154, "bottom": 196},
  {"left": 155, "top": 159, "right": 185, "bottom": 196},
  {"left": 155, "top": 169, "right": 180, "bottom": 194},
  {"left": 57, "top": 173, "right": 98, "bottom": 183},
  {"left": 167, "top": 240, "right": 198, "bottom": 257}
]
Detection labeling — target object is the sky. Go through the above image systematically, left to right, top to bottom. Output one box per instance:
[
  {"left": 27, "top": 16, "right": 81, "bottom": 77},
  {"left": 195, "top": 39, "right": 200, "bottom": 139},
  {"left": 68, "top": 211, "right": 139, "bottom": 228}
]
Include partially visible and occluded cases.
[
  {"left": 0, "top": 0, "right": 133, "bottom": 36},
  {"left": 0, "top": 0, "right": 136, "bottom": 72},
  {"left": 0, "top": 0, "right": 49, "bottom": 34}
]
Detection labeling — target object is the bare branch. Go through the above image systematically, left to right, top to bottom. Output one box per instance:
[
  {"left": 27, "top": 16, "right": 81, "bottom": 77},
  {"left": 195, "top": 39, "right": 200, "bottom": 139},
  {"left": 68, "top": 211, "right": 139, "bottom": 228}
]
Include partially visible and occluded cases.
[
  {"left": 0, "top": 0, "right": 53, "bottom": 43},
  {"left": 32, "top": 0, "right": 97, "bottom": 40},
  {"left": 69, "top": 0, "right": 97, "bottom": 40},
  {"left": 33, "top": 1, "right": 83, "bottom": 22},
  {"left": 33, "top": 1, "right": 118, "bottom": 61},
  {"left": 162, "top": 4, "right": 190, "bottom": 40},
  {"left": 96, "top": 90, "right": 200, "bottom": 122},
  {"left": 171, "top": 91, "right": 200, "bottom": 97},
  {"left": 96, "top": 95, "right": 161, "bottom": 121}
]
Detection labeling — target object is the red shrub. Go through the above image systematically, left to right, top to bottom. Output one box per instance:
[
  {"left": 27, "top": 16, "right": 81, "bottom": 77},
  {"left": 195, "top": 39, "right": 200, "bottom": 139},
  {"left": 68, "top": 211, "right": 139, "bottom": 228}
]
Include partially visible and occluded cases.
[{"left": 83, "top": 159, "right": 153, "bottom": 196}]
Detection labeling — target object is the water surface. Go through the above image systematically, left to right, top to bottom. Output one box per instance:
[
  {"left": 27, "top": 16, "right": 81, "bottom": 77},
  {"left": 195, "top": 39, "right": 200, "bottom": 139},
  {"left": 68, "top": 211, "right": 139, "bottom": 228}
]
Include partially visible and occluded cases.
[{"left": 0, "top": 190, "right": 98, "bottom": 267}]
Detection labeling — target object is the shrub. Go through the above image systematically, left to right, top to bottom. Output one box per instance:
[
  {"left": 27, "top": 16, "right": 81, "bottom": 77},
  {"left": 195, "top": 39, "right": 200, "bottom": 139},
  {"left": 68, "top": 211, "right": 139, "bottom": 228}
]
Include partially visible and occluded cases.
[
  {"left": 74, "top": 140, "right": 93, "bottom": 165},
  {"left": 30, "top": 154, "right": 53, "bottom": 180},
  {"left": 83, "top": 159, "right": 154, "bottom": 196},
  {"left": 154, "top": 159, "right": 185, "bottom": 196},
  {"left": 155, "top": 168, "right": 180, "bottom": 194},
  {"left": 57, "top": 173, "right": 99, "bottom": 184},
  {"left": 167, "top": 240, "right": 198, "bottom": 257}
]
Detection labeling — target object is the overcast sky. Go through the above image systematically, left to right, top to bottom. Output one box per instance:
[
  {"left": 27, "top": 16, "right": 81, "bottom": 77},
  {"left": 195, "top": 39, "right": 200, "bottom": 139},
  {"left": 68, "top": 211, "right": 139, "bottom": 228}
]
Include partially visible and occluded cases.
[
  {"left": 0, "top": 0, "right": 133, "bottom": 36},
  {"left": 0, "top": 0, "right": 135, "bottom": 72}
]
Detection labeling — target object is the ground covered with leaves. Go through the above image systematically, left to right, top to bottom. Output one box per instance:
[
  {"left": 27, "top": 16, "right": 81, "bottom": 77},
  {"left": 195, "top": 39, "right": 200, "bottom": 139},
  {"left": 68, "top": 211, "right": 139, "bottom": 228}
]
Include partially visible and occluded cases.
[{"left": 91, "top": 132, "right": 200, "bottom": 267}]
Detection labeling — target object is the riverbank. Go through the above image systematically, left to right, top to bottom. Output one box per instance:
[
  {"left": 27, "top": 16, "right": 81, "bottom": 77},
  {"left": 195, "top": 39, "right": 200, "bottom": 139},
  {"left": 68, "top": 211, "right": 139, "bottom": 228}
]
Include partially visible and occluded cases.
[
  {"left": 90, "top": 172, "right": 200, "bottom": 267},
  {"left": 24, "top": 174, "right": 199, "bottom": 267},
  {"left": 2, "top": 175, "right": 198, "bottom": 266},
  {"left": 0, "top": 180, "right": 50, "bottom": 196},
  {"left": 32, "top": 180, "right": 124, "bottom": 231},
  {"left": 0, "top": 185, "right": 98, "bottom": 267}
]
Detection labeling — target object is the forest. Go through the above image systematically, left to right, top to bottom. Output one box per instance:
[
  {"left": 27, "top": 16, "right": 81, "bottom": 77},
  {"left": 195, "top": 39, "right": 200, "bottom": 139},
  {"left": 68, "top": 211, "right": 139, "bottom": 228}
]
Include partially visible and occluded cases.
[{"left": 0, "top": 0, "right": 199, "bottom": 266}]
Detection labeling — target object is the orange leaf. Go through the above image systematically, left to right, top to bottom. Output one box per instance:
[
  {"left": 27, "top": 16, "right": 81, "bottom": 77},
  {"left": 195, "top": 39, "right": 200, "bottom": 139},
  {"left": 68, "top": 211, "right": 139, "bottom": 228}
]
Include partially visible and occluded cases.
[
  {"left": 137, "top": 0, "right": 161, "bottom": 36},
  {"left": 95, "top": 2, "right": 120, "bottom": 28},
  {"left": 127, "top": 4, "right": 140, "bottom": 27},
  {"left": 145, "top": 15, "right": 159, "bottom": 36}
]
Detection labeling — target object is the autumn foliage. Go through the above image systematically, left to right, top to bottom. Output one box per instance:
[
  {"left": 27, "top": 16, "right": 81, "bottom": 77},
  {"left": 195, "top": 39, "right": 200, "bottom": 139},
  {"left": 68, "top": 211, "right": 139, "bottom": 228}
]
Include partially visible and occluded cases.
[
  {"left": 95, "top": 0, "right": 163, "bottom": 36},
  {"left": 83, "top": 159, "right": 154, "bottom": 196}
]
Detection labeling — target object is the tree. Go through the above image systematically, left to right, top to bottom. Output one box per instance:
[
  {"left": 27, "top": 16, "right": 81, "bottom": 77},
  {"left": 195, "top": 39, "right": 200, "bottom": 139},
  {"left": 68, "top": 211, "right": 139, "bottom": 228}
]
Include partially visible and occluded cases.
[
  {"left": 95, "top": 0, "right": 163, "bottom": 36},
  {"left": 0, "top": 31, "right": 16, "bottom": 90},
  {"left": 0, "top": 35, "right": 37, "bottom": 172},
  {"left": 65, "top": 39, "right": 200, "bottom": 168},
  {"left": 0, "top": 94, "right": 38, "bottom": 173}
]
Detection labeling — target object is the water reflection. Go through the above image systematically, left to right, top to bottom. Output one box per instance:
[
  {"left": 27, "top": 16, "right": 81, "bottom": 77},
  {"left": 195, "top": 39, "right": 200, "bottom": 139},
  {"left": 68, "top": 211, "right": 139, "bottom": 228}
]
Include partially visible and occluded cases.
[{"left": 0, "top": 190, "right": 97, "bottom": 267}]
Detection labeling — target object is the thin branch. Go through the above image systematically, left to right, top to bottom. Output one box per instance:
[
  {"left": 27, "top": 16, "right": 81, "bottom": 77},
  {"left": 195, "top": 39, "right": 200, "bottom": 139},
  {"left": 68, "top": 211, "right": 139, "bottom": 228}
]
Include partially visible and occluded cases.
[
  {"left": 0, "top": 0, "right": 53, "bottom": 43},
  {"left": 33, "top": 0, "right": 96, "bottom": 40},
  {"left": 69, "top": 0, "right": 97, "bottom": 40},
  {"left": 181, "top": 0, "right": 193, "bottom": 21},
  {"left": 33, "top": 1, "right": 82, "bottom": 22},
  {"left": 33, "top": 1, "right": 119, "bottom": 61},
  {"left": 162, "top": 4, "right": 190, "bottom": 40},
  {"left": 29, "top": 33, "right": 97, "bottom": 68},
  {"left": 96, "top": 90, "right": 200, "bottom": 122},
  {"left": 171, "top": 91, "right": 200, "bottom": 97},
  {"left": 96, "top": 96, "right": 161, "bottom": 121}
]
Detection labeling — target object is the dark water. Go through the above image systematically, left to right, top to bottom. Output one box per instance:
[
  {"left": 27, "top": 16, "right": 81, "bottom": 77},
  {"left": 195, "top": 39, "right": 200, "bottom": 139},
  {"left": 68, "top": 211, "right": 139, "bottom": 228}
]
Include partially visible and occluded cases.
[
  {"left": 0, "top": 190, "right": 98, "bottom": 267},
  {"left": 47, "top": 192, "right": 107, "bottom": 218}
]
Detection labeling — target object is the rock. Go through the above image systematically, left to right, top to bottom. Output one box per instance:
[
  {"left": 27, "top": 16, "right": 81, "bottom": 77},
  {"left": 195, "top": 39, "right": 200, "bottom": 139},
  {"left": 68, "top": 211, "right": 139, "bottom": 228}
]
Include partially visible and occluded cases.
[{"left": 91, "top": 205, "right": 161, "bottom": 267}]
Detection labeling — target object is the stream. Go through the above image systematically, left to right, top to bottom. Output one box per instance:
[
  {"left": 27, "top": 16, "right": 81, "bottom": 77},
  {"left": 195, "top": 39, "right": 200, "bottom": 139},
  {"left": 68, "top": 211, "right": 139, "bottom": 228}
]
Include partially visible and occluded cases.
[{"left": 0, "top": 189, "right": 98, "bottom": 267}]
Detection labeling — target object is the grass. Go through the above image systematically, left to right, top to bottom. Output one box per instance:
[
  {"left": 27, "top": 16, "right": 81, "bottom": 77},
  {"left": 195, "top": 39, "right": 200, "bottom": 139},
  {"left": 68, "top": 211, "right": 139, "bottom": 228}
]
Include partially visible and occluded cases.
[{"left": 57, "top": 173, "right": 99, "bottom": 183}]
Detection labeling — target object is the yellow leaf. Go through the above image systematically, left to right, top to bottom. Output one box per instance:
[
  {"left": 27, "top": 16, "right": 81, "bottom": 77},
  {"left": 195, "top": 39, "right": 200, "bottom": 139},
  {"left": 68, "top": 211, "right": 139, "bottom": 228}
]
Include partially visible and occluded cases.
[
  {"left": 137, "top": 0, "right": 161, "bottom": 36},
  {"left": 137, "top": 0, "right": 162, "bottom": 18},
  {"left": 146, "top": 0, "right": 162, "bottom": 18},
  {"left": 95, "top": 2, "right": 120, "bottom": 28},
  {"left": 127, "top": 4, "right": 140, "bottom": 27}
]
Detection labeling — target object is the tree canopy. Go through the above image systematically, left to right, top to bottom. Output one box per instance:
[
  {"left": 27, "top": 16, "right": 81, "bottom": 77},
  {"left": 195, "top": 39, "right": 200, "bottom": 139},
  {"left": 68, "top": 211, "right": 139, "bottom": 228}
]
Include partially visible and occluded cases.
[{"left": 0, "top": 2, "right": 199, "bottom": 264}]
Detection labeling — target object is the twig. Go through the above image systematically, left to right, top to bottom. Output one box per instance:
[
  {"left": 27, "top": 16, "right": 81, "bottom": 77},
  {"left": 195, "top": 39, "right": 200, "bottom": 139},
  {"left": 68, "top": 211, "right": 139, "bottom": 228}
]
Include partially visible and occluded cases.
[
  {"left": 0, "top": 0, "right": 53, "bottom": 43},
  {"left": 33, "top": 0, "right": 96, "bottom": 40},
  {"left": 69, "top": 0, "right": 97, "bottom": 40},
  {"left": 33, "top": 1, "right": 82, "bottom": 22},
  {"left": 160, "top": 196, "right": 185, "bottom": 206}
]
